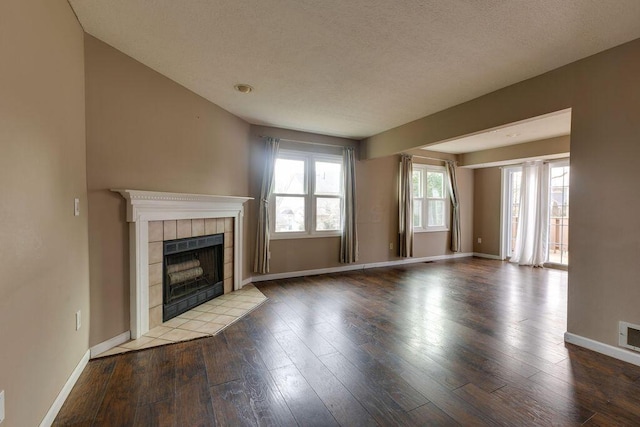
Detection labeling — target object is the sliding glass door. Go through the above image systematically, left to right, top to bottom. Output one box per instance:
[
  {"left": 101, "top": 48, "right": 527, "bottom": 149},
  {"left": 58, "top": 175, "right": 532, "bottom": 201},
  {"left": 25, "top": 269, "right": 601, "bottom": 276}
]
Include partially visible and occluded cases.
[
  {"left": 502, "top": 161, "right": 569, "bottom": 266},
  {"left": 548, "top": 162, "right": 569, "bottom": 265}
]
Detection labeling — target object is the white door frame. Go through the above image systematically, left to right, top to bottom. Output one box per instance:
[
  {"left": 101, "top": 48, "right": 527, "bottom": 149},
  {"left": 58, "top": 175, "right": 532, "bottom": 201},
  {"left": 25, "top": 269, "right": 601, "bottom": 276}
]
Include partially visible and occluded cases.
[
  {"left": 547, "top": 159, "right": 570, "bottom": 266},
  {"left": 500, "top": 166, "right": 522, "bottom": 261}
]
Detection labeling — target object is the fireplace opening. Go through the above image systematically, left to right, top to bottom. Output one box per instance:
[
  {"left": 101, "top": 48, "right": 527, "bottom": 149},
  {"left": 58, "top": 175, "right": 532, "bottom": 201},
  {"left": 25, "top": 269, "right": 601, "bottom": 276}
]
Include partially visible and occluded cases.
[{"left": 163, "top": 233, "right": 224, "bottom": 322}]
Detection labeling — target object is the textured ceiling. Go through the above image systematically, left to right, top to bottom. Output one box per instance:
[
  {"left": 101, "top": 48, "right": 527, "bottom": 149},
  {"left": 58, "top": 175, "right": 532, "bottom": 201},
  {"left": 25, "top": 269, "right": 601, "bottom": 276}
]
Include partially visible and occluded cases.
[{"left": 69, "top": 1, "right": 640, "bottom": 139}]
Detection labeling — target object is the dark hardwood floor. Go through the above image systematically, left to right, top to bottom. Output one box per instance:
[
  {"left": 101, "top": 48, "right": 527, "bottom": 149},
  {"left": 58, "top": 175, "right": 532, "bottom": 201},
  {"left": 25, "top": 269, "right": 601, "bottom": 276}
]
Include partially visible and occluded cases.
[{"left": 54, "top": 258, "right": 640, "bottom": 426}]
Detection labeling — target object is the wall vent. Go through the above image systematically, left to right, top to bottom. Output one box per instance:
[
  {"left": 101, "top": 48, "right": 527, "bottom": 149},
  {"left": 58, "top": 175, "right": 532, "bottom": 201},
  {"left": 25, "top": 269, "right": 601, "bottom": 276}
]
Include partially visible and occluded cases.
[{"left": 619, "top": 321, "right": 640, "bottom": 352}]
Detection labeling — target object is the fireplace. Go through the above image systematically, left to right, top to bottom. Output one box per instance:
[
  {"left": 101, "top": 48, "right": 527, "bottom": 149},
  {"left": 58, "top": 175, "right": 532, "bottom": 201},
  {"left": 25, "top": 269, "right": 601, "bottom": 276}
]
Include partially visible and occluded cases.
[
  {"left": 113, "top": 189, "right": 252, "bottom": 339},
  {"left": 163, "top": 234, "right": 224, "bottom": 321}
]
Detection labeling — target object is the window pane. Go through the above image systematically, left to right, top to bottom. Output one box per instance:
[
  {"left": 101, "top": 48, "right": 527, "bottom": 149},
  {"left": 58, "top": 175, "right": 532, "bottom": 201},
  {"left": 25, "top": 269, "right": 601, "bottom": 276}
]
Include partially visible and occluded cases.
[
  {"left": 275, "top": 158, "right": 305, "bottom": 194},
  {"left": 315, "top": 161, "right": 342, "bottom": 194},
  {"left": 548, "top": 165, "right": 569, "bottom": 265},
  {"left": 550, "top": 166, "right": 569, "bottom": 187},
  {"left": 412, "top": 170, "right": 422, "bottom": 197},
  {"left": 510, "top": 170, "right": 521, "bottom": 255},
  {"left": 427, "top": 172, "right": 444, "bottom": 198},
  {"left": 275, "top": 196, "right": 305, "bottom": 232},
  {"left": 316, "top": 197, "right": 341, "bottom": 231},
  {"left": 413, "top": 200, "right": 422, "bottom": 227},
  {"left": 428, "top": 200, "right": 445, "bottom": 227}
]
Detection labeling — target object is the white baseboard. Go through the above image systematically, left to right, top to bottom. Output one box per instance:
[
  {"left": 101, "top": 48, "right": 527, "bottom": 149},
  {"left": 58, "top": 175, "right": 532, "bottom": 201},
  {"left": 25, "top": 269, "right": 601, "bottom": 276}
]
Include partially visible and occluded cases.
[
  {"left": 251, "top": 252, "right": 474, "bottom": 282},
  {"left": 473, "top": 252, "right": 503, "bottom": 260},
  {"left": 241, "top": 277, "right": 253, "bottom": 287},
  {"left": 89, "top": 330, "right": 131, "bottom": 358},
  {"left": 564, "top": 332, "right": 640, "bottom": 367},
  {"left": 40, "top": 349, "right": 90, "bottom": 427}
]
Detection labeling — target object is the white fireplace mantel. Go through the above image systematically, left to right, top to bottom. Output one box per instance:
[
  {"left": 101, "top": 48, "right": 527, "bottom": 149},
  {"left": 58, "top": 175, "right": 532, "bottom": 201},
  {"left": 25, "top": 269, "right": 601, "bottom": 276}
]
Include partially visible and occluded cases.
[{"left": 113, "top": 189, "right": 252, "bottom": 339}]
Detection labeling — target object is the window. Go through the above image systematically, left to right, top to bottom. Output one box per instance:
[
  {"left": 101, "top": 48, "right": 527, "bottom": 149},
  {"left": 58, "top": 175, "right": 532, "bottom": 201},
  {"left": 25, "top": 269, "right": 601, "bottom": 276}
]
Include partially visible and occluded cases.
[
  {"left": 271, "top": 150, "right": 343, "bottom": 238},
  {"left": 412, "top": 164, "right": 449, "bottom": 232}
]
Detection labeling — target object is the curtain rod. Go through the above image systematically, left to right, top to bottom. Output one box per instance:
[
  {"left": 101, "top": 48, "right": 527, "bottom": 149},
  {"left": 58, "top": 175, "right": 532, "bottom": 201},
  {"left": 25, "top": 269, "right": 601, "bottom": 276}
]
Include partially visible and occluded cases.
[{"left": 260, "top": 135, "right": 350, "bottom": 149}]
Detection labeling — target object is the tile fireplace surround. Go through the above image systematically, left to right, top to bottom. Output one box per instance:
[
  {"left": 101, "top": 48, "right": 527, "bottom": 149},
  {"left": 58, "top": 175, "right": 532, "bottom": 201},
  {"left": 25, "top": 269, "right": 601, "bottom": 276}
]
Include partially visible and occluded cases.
[{"left": 113, "top": 190, "right": 252, "bottom": 340}]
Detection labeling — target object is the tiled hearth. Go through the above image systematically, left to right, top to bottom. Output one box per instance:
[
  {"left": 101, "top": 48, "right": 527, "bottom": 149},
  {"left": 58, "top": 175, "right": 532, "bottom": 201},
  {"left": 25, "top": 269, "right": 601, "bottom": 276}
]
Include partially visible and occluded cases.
[{"left": 94, "top": 284, "right": 266, "bottom": 358}]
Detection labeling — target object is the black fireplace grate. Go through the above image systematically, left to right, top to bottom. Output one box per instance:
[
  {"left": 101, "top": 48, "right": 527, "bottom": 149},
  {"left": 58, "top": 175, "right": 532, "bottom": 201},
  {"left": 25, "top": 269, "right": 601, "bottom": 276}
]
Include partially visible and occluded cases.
[{"left": 163, "top": 233, "right": 224, "bottom": 322}]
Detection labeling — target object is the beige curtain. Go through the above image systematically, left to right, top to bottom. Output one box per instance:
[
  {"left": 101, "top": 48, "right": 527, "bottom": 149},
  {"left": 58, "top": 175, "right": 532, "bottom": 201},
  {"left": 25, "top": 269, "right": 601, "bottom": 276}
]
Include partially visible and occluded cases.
[
  {"left": 254, "top": 137, "right": 279, "bottom": 274},
  {"left": 340, "top": 147, "right": 358, "bottom": 263},
  {"left": 398, "top": 154, "right": 413, "bottom": 257},
  {"left": 445, "top": 160, "right": 461, "bottom": 252}
]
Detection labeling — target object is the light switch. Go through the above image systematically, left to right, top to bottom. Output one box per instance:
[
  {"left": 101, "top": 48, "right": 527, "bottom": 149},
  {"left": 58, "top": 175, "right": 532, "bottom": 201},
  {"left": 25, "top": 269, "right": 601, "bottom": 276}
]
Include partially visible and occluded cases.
[{"left": 74, "top": 198, "right": 80, "bottom": 216}]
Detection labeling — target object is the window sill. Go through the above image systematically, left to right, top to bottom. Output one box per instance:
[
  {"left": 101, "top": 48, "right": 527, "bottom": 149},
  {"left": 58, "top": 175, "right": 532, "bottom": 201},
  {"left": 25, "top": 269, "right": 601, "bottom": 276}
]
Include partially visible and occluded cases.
[
  {"left": 414, "top": 228, "right": 450, "bottom": 234},
  {"left": 271, "top": 232, "right": 342, "bottom": 240}
]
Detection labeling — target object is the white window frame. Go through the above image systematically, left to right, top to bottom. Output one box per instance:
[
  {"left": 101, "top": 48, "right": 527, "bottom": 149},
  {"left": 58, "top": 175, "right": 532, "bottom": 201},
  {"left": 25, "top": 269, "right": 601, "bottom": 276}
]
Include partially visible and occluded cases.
[
  {"left": 270, "top": 149, "right": 343, "bottom": 239},
  {"left": 413, "top": 164, "right": 449, "bottom": 233}
]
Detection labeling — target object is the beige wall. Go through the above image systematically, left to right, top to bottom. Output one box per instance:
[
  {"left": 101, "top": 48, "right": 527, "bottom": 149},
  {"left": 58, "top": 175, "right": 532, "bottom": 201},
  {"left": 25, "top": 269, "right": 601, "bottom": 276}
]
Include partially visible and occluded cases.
[
  {"left": 0, "top": 0, "right": 89, "bottom": 425},
  {"left": 85, "top": 36, "right": 252, "bottom": 346},
  {"left": 362, "top": 38, "right": 640, "bottom": 348},
  {"left": 361, "top": 69, "right": 574, "bottom": 159},
  {"left": 248, "top": 127, "right": 474, "bottom": 274},
  {"left": 356, "top": 155, "right": 404, "bottom": 263},
  {"left": 473, "top": 167, "right": 502, "bottom": 256}
]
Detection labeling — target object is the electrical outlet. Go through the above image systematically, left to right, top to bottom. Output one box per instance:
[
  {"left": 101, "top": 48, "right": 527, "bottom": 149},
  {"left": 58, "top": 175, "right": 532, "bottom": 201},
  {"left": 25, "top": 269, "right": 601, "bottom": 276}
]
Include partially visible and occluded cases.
[
  {"left": 74, "top": 198, "right": 80, "bottom": 216},
  {"left": 477, "top": 237, "right": 482, "bottom": 244},
  {"left": 389, "top": 242, "right": 393, "bottom": 250},
  {"left": 76, "top": 310, "right": 81, "bottom": 331},
  {"left": 0, "top": 390, "right": 5, "bottom": 424}
]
